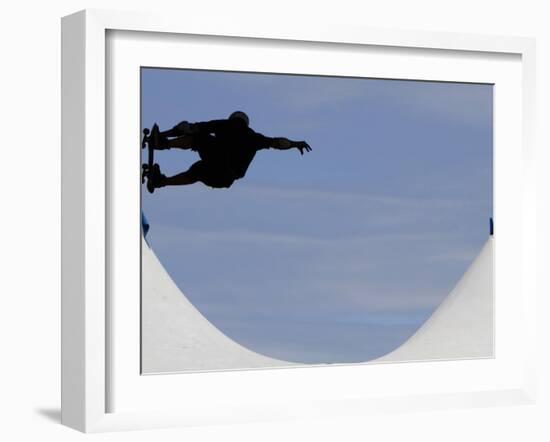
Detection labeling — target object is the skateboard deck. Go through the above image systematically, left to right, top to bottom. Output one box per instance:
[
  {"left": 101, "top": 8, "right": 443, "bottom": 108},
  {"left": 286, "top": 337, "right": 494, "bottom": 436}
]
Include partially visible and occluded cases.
[{"left": 141, "top": 124, "right": 159, "bottom": 194}]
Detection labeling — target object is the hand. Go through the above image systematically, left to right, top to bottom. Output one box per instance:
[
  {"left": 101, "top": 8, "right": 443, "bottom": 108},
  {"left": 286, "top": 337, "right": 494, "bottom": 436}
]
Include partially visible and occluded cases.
[{"left": 296, "top": 141, "right": 312, "bottom": 155}]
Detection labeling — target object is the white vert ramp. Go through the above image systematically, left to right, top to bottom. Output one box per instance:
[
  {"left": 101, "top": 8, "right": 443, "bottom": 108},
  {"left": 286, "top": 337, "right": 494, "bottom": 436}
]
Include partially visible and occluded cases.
[
  {"left": 141, "top": 233, "right": 494, "bottom": 373},
  {"left": 141, "top": 237, "right": 296, "bottom": 373},
  {"left": 373, "top": 237, "right": 494, "bottom": 363}
]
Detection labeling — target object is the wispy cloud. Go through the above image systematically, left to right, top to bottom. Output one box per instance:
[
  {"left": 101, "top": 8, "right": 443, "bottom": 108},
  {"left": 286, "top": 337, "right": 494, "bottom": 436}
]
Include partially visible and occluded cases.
[
  {"left": 221, "top": 73, "right": 493, "bottom": 129},
  {"left": 235, "top": 183, "right": 487, "bottom": 209},
  {"left": 147, "top": 219, "right": 475, "bottom": 315},
  {"left": 151, "top": 224, "right": 461, "bottom": 249}
]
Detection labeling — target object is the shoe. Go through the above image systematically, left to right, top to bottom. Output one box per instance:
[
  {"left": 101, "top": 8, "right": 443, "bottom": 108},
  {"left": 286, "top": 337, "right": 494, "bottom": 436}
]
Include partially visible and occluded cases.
[
  {"left": 149, "top": 124, "right": 171, "bottom": 150},
  {"left": 157, "top": 134, "right": 171, "bottom": 149},
  {"left": 147, "top": 163, "right": 166, "bottom": 193}
]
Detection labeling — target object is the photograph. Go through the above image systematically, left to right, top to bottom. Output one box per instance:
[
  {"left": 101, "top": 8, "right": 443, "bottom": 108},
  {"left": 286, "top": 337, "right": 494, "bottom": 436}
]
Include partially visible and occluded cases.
[{"left": 139, "top": 67, "right": 494, "bottom": 374}]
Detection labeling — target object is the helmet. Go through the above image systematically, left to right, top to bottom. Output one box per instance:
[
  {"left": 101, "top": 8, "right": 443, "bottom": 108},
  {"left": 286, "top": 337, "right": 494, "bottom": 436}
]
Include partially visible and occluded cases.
[{"left": 229, "top": 111, "right": 249, "bottom": 126}]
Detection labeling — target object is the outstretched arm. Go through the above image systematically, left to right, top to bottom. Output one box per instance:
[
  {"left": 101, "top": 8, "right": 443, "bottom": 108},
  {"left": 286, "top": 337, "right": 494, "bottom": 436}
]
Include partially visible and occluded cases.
[{"left": 268, "top": 137, "right": 312, "bottom": 155}]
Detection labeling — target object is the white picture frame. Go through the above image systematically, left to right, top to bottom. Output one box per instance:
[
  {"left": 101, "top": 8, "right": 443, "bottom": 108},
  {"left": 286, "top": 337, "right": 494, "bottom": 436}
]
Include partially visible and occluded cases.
[{"left": 61, "top": 9, "right": 537, "bottom": 433}]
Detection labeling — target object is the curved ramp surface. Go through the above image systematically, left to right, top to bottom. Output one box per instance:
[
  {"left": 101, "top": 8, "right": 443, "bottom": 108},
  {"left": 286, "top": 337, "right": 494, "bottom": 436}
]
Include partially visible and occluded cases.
[
  {"left": 142, "top": 236, "right": 494, "bottom": 373},
  {"left": 141, "top": 238, "right": 296, "bottom": 373},
  {"left": 373, "top": 238, "right": 494, "bottom": 363}
]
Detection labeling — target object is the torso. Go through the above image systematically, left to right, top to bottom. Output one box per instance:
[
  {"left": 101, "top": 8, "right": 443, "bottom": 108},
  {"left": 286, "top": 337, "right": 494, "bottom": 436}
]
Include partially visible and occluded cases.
[{"left": 201, "top": 119, "right": 264, "bottom": 179}]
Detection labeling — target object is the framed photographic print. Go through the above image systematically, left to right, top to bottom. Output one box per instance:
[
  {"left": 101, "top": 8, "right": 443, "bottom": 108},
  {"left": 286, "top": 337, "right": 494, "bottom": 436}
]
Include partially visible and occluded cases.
[
  {"left": 61, "top": 9, "right": 537, "bottom": 433},
  {"left": 139, "top": 68, "right": 494, "bottom": 374}
]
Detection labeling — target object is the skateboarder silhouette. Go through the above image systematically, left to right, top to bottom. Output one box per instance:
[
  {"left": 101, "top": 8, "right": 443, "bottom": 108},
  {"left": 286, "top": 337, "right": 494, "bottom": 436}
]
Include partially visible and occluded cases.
[{"left": 144, "top": 111, "right": 312, "bottom": 190}]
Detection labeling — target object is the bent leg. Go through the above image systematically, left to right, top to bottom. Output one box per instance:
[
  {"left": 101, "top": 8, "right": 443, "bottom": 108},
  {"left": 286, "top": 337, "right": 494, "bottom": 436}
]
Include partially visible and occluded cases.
[
  {"left": 156, "top": 133, "right": 218, "bottom": 151},
  {"left": 156, "top": 134, "right": 196, "bottom": 150},
  {"left": 155, "top": 160, "right": 234, "bottom": 189},
  {"left": 158, "top": 160, "right": 219, "bottom": 187},
  {"left": 162, "top": 162, "right": 202, "bottom": 186}
]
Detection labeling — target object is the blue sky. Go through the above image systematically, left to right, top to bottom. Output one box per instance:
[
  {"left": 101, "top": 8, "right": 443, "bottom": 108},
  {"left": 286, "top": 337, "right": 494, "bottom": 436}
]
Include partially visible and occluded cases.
[{"left": 141, "top": 68, "right": 493, "bottom": 364}]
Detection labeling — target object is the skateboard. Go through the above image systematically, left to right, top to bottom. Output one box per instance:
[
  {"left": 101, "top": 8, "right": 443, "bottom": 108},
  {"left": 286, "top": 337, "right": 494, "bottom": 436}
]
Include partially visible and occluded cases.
[{"left": 141, "top": 124, "right": 159, "bottom": 194}]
